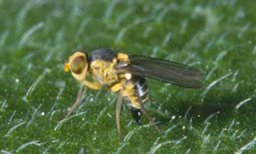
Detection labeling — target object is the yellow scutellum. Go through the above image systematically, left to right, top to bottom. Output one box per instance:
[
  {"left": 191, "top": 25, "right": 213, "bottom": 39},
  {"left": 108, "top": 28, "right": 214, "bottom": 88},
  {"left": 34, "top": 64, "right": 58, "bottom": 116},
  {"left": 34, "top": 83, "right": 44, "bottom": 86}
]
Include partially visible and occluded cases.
[{"left": 117, "top": 53, "right": 129, "bottom": 62}]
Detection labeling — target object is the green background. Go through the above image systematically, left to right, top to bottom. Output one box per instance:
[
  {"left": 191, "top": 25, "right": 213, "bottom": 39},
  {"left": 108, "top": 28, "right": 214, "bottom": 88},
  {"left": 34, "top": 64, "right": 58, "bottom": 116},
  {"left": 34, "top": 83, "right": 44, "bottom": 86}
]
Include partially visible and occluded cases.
[{"left": 1, "top": 0, "right": 256, "bottom": 153}]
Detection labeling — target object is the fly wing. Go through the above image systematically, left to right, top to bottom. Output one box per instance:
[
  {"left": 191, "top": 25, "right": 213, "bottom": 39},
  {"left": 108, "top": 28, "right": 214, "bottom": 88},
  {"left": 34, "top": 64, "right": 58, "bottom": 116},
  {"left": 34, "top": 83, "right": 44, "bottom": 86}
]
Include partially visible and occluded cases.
[{"left": 119, "top": 56, "right": 204, "bottom": 88}]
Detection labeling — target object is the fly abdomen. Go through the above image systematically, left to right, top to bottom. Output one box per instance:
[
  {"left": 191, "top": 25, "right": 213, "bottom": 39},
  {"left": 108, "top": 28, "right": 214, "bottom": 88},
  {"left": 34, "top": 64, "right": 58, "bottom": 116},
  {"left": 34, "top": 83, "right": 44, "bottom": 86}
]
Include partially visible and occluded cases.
[
  {"left": 128, "top": 76, "right": 148, "bottom": 124},
  {"left": 133, "top": 76, "right": 148, "bottom": 104}
]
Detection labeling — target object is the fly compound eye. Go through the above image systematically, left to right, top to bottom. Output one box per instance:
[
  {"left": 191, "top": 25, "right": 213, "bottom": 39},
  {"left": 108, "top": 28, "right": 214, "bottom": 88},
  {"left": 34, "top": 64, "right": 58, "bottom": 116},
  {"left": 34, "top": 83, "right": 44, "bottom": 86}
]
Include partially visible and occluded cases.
[{"left": 70, "top": 56, "right": 86, "bottom": 74}]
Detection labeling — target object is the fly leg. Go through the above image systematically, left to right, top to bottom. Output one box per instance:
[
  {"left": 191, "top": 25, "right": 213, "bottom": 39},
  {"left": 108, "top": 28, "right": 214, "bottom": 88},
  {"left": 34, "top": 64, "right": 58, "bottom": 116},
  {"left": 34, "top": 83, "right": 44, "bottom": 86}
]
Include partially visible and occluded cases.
[
  {"left": 65, "top": 79, "right": 101, "bottom": 119},
  {"left": 81, "top": 80, "right": 102, "bottom": 90},
  {"left": 110, "top": 82, "right": 124, "bottom": 141},
  {"left": 56, "top": 84, "right": 86, "bottom": 130},
  {"left": 65, "top": 85, "right": 87, "bottom": 119},
  {"left": 116, "top": 89, "right": 123, "bottom": 141},
  {"left": 137, "top": 101, "right": 164, "bottom": 136}
]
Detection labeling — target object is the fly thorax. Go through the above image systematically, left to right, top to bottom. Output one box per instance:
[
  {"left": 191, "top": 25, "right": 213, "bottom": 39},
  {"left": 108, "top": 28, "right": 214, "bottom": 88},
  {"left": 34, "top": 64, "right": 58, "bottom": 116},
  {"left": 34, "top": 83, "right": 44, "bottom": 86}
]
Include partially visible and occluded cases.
[
  {"left": 90, "top": 60, "right": 119, "bottom": 85},
  {"left": 103, "top": 68, "right": 118, "bottom": 82}
]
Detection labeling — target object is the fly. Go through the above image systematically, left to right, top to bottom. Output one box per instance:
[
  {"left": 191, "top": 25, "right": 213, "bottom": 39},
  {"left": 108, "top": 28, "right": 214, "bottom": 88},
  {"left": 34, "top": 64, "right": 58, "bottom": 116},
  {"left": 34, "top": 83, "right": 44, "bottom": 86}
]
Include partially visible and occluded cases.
[{"left": 64, "top": 48, "right": 203, "bottom": 139}]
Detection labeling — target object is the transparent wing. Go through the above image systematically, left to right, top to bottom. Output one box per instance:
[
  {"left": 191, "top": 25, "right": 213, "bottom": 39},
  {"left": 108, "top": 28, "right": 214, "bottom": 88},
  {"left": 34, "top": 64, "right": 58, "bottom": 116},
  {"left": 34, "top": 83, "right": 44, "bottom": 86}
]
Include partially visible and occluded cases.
[{"left": 119, "top": 56, "right": 204, "bottom": 88}]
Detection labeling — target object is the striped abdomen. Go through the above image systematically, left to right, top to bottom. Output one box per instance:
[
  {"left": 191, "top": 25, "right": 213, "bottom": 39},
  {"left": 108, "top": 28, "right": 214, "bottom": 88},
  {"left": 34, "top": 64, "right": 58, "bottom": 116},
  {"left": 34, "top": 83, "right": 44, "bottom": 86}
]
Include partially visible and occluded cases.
[
  {"left": 129, "top": 76, "right": 148, "bottom": 124},
  {"left": 133, "top": 76, "right": 148, "bottom": 104}
]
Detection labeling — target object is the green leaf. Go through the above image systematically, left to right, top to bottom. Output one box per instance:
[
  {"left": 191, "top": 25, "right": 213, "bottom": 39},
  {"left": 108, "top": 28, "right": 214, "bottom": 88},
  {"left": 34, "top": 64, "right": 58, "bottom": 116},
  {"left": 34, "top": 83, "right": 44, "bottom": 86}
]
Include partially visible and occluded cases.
[{"left": 1, "top": 0, "right": 256, "bottom": 153}]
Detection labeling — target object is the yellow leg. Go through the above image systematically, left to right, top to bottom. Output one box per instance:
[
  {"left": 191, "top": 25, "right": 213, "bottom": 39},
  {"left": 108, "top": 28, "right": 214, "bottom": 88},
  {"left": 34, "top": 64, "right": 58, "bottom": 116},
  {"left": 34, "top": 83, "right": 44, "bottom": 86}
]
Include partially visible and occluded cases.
[
  {"left": 81, "top": 80, "right": 102, "bottom": 90},
  {"left": 110, "top": 82, "right": 122, "bottom": 92}
]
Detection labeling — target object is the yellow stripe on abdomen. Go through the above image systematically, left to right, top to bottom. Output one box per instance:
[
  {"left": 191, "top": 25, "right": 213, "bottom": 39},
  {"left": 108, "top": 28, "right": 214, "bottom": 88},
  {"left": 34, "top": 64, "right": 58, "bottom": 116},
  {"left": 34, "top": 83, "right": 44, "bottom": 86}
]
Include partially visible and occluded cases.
[{"left": 122, "top": 76, "right": 148, "bottom": 109}]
